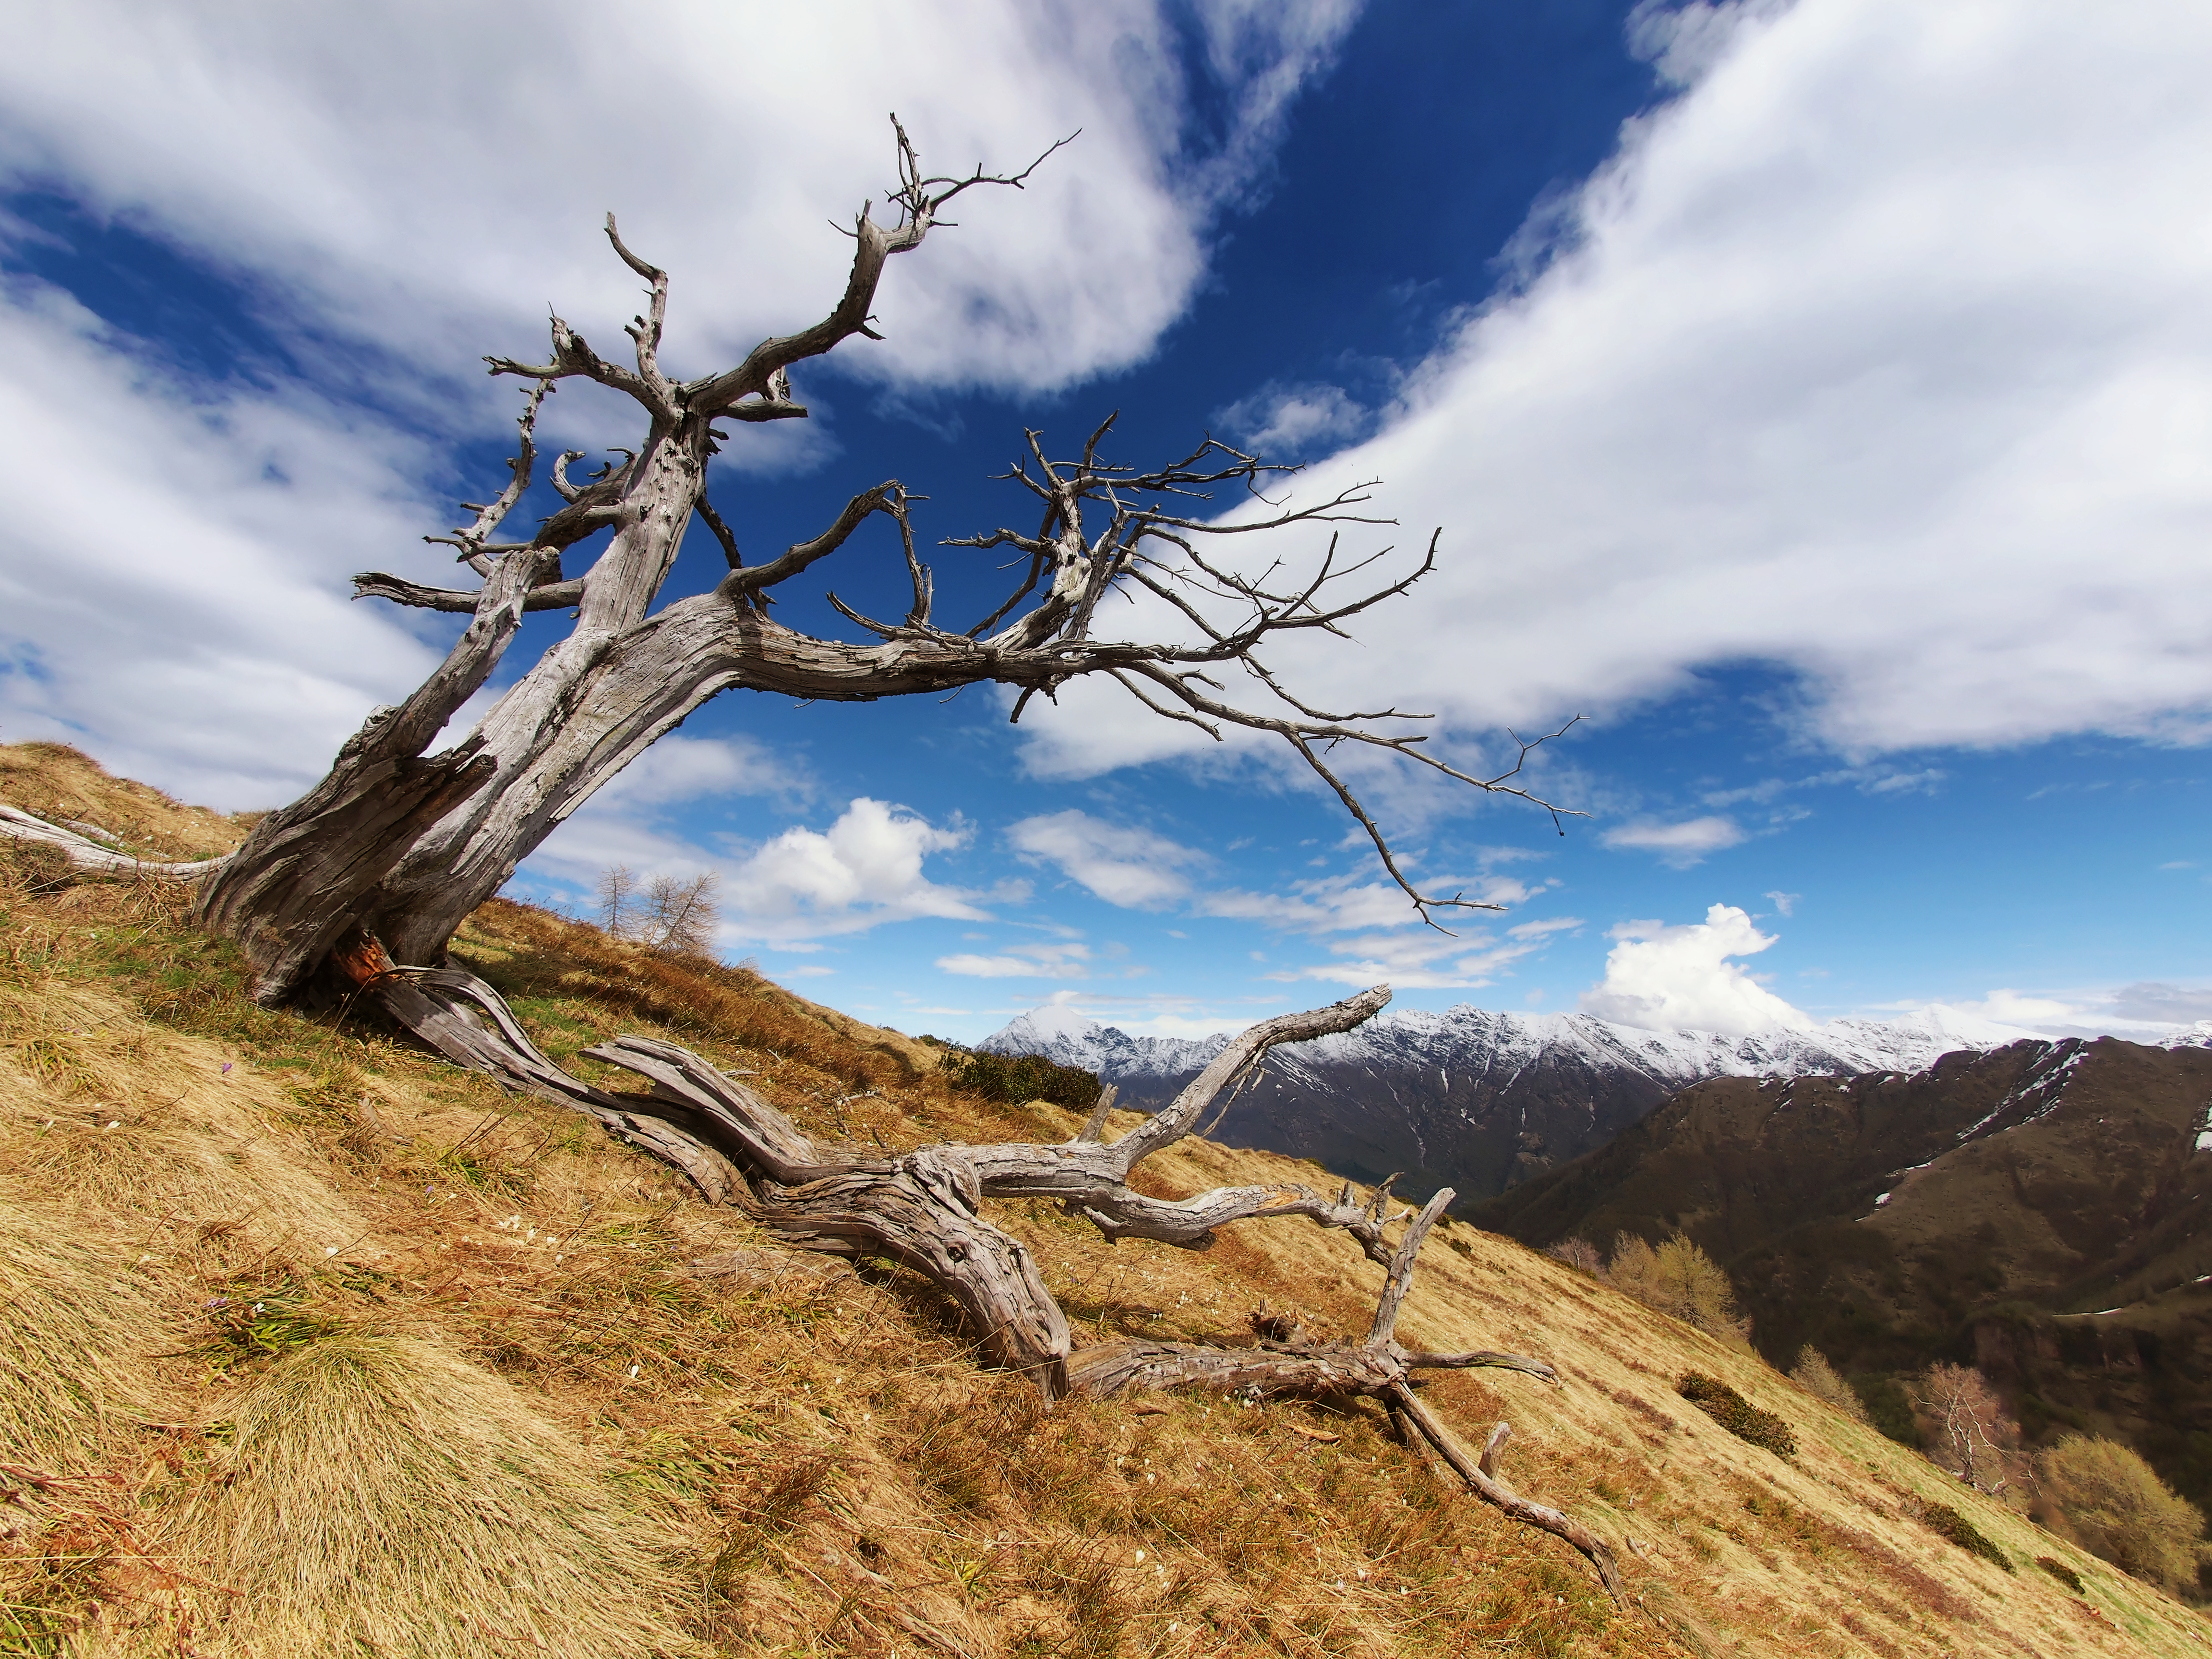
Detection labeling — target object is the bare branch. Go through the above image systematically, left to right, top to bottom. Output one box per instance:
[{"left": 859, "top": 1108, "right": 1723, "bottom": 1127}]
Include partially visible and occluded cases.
[
  {"left": 688, "top": 118, "right": 1072, "bottom": 417},
  {"left": 603, "top": 212, "right": 676, "bottom": 414},
  {"left": 486, "top": 311, "right": 665, "bottom": 414},
  {"left": 440, "top": 380, "right": 550, "bottom": 555},
  {"left": 720, "top": 482, "right": 905, "bottom": 598},
  {"left": 695, "top": 494, "right": 743, "bottom": 570},
  {"left": 353, "top": 571, "right": 582, "bottom": 614},
  {"left": 0, "top": 805, "right": 228, "bottom": 879}
]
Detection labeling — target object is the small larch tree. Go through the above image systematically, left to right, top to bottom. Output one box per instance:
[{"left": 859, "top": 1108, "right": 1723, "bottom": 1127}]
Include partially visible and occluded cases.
[{"left": 2041, "top": 1434, "right": 2207, "bottom": 1593}]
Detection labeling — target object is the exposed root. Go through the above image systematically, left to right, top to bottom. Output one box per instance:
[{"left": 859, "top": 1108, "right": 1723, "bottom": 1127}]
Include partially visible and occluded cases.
[{"left": 338, "top": 942, "right": 1627, "bottom": 1599}]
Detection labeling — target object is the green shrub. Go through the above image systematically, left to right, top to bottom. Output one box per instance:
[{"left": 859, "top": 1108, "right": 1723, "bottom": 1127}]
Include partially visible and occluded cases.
[
  {"left": 941, "top": 1047, "right": 1101, "bottom": 1110},
  {"left": 1849, "top": 1372, "right": 1922, "bottom": 1448},
  {"left": 1676, "top": 1373, "right": 1796, "bottom": 1458},
  {"left": 1918, "top": 1501, "right": 2012, "bottom": 1572},
  {"left": 2033, "top": 1554, "right": 2084, "bottom": 1594}
]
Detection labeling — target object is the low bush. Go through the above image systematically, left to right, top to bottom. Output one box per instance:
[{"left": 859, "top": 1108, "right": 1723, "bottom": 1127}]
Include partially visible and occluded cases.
[
  {"left": 940, "top": 1046, "right": 1101, "bottom": 1110},
  {"left": 1677, "top": 1373, "right": 1796, "bottom": 1458},
  {"left": 1917, "top": 1501, "right": 2012, "bottom": 1572},
  {"left": 2033, "top": 1554, "right": 2083, "bottom": 1594}
]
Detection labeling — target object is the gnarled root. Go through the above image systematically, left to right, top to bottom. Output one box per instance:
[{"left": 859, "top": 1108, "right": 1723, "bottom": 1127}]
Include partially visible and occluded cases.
[
  {"left": 336, "top": 945, "right": 1623, "bottom": 1593},
  {"left": 1067, "top": 1190, "right": 1625, "bottom": 1602}
]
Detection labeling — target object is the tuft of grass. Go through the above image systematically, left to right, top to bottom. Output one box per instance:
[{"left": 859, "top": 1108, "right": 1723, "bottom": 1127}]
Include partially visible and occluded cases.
[
  {"left": 0, "top": 1209, "right": 158, "bottom": 1468},
  {"left": 195, "top": 1275, "right": 347, "bottom": 1376},
  {"left": 176, "top": 1333, "right": 700, "bottom": 1657},
  {"left": 1677, "top": 1373, "right": 1798, "bottom": 1458},
  {"left": 1917, "top": 1499, "right": 2014, "bottom": 1573}
]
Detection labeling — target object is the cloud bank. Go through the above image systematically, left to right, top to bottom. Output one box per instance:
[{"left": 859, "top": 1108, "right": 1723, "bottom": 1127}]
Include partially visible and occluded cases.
[
  {"left": 0, "top": 0, "right": 1356, "bottom": 805},
  {"left": 1016, "top": 0, "right": 2212, "bottom": 781}
]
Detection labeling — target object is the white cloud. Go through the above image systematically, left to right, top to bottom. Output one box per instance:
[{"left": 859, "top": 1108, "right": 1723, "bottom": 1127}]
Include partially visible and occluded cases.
[
  {"left": 1017, "top": 0, "right": 2212, "bottom": 779},
  {"left": 0, "top": 1, "right": 1353, "bottom": 402},
  {"left": 0, "top": 1, "right": 1355, "bottom": 804},
  {"left": 0, "top": 281, "right": 447, "bottom": 807},
  {"left": 1215, "top": 380, "right": 1369, "bottom": 454},
  {"left": 589, "top": 735, "right": 810, "bottom": 809},
  {"left": 521, "top": 794, "right": 988, "bottom": 947},
  {"left": 721, "top": 798, "right": 986, "bottom": 939},
  {"left": 1007, "top": 810, "right": 1208, "bottom": 908},
  {"left": 1600, "top": 816, "right": 1744, "bottom": 866},
  {"left": 1201, "top": 870, "right": 1538, "bottom": 934},
  {"left": 1763, "top": 889, "right": 1800, "bottom": 917},
  {"left": 1579, "top": 902, "right": 1812, "bottom": 1035},
  {"left": 1507, "top": 915, "right": 1584, "bottom": 940},
  {"left": 1266, "top": 925, "right": 1557, "bottom": 991},
  {"left": 937, "top": 941, "right": 1094, "bottom": 979},
  {"left": 1914, "top": 980, "right": 2212, "bottom": 1038}
]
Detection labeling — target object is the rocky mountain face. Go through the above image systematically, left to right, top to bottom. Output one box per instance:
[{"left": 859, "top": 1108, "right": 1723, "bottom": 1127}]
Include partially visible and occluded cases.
[
  {"left": 981, "top": 1000, "right": 2039, "bottom": 1202},
  {"left": 1471, "top": 1034, "right": 2212, "bottom": 1526}
]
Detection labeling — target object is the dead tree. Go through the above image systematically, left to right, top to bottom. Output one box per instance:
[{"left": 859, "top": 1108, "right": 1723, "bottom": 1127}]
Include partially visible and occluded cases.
[
  {"left": 174, "top": 118, "right": 1572, "bottom": 1005},
  {"left": 0, "top": 120, "right": 1618, "bottom": 1591},
  {"left": 329, "top": 941, "right": 1621, "bottom": 1598}
]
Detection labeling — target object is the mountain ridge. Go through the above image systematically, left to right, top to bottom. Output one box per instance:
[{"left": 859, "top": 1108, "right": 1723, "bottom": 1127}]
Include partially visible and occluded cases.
[{"left": 982, "top": 999, "right": 2066, "bottom": 1201}]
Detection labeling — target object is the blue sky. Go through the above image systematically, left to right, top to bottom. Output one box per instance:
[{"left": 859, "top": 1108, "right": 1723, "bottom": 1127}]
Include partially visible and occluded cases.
[{"left": 3, "top": 1, "right": 2208, "bottom": 1044}]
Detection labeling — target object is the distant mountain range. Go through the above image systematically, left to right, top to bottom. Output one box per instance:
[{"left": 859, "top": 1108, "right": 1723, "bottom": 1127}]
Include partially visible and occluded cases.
[
  {"left": 981, "top": 1001, "right": 2198, "bottom": 1202},
  {"left": 1468, "top": 1033, "right": 2212, "bottom": 1521}
]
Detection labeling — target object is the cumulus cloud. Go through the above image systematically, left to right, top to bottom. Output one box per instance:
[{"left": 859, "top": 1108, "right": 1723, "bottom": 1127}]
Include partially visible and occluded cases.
[
  {"left": 1016, "top": 0, "right": 2212, "bottom": 778},
  {"left": 524, "top": 794, "right": 989, "bottom": 947},
  {"left": 715, "top": 798, "right": 988, "bottom": 940},
  {"left": 1006, "top": 810, "right": 1208, "bottom": 907},
  {"left": 1600, "top": 816, "right": 1744, "bottom": 866},
  {"left": 1579, "top": 903, "right": 1812, "bottom": 1035}
]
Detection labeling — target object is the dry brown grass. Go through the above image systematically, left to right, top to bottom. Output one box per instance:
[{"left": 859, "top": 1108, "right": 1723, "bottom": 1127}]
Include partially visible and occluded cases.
[
  {"left": 4, "top": 738, "right": 2208, "bottom": 1658},
  {"left": 0, "top": 1210, "right": 159, "bottom": 1472},
  {"left": 171, "top": 1333, "right": 700, "bottom": 1657}
]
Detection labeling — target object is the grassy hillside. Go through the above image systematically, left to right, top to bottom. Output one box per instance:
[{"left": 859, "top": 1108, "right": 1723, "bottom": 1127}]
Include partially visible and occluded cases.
[{"left": 2, "top": 741, "right": 2207, "bottom": 1657}]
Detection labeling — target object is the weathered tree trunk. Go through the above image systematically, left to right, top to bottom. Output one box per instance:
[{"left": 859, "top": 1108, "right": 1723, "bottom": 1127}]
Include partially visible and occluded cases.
[{"left": 188, "top": 124, "right": 1574, "bottom": 1004}]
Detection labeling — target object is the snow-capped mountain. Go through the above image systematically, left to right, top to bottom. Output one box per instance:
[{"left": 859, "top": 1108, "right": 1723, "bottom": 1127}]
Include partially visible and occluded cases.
[{"left": 980, "top": 1001, "right": 2046, "bottom": 1202}]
